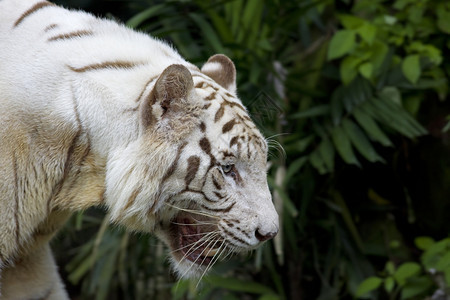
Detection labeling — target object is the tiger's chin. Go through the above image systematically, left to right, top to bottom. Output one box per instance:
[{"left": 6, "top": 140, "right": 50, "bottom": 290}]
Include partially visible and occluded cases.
[{"left": 157, "top": 211, "right": 229, "bottom": 278}]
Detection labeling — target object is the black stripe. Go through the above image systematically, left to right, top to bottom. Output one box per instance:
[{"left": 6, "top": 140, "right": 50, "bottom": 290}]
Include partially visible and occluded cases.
[
  {"left": 14, "top": 1, "right": 55, "bottom": 28},
  {"left": 44, "top": 23, "right": 58, "bottom": 32},
  {"left": 48, "top": 29, "right": 93, "bottom": 42},
  {"left": 68, "top": 61, "right": 143, "bottom": 73},
  {"left": 135, "top": 75, "right": 158, "bottom": 102},
  {"left": 46, "top": 89, "right": 88, "bottom": 212},
  {"left": 205, "top": 92, "right": 216, "bottom": 101},
  {"left": 224, "top": 99, "right": 246, "bottom": 112},
  {"left": 214, "top": 105, "right": 225, "bottom": 122},
  {"left": 222, "top": 119, "right": 236, "bottom": 133},
  {"left": 199, "top": 122, "right": 206, "bottom": 132},
  {"left": 46, "top": 130, "right": 81, "bottom": 213},
  {"left": 229, "top": 136, "right": 239, "bottom": 147},
  {"left": 199, "top": 137, "right": 211, "bottom": 155},
  {"left": 161, "top": 142, "right": 187, "bottom": 184},
  {"left": 185, "top": 156, "right": 200, "bottom": 187},
  {"left": 212, "top": 176, "right": 222, "bottom": 190},
  {"left": 123, "top": 185, "right": 142, "bottom": 212},
  {"left": 180, "top": 188, "right": 216, "bottom": 203},
  {"left": 214, "top": 191, "right": 225, "bottom": 199},
  {"left": 201, "top": 201, "right": 235, "bottom": 213},
  {"left": 220, "top": 224, "right": 250, "bottom": 246},
  {"left": 236, "top": 226, "right": 252, "bottom": 239}
]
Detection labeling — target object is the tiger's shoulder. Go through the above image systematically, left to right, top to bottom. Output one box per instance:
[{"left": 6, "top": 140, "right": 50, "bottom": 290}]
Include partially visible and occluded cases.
[{"left": 0, "top": 0, "right": 191, "bottom": 83}]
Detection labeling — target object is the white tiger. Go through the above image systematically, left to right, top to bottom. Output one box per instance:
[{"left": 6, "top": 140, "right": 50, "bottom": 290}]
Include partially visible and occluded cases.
[{"left": 0, "top": 0, "right": 279, "bottom": 299}]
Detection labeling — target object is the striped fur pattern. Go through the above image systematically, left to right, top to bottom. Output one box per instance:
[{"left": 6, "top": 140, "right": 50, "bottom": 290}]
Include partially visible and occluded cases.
[{"left": 0, "top": 0, "right": 279, "bottom": 298}]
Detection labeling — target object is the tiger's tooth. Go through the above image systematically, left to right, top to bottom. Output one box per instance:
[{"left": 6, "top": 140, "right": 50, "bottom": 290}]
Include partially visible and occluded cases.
[{"left": 204, "top": 247, "right": 218, "bottom": 257}]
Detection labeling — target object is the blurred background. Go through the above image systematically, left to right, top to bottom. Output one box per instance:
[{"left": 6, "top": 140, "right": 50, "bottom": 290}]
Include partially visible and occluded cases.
[{"left": 51, "top": 0, "right": 450, "bottom": 299}]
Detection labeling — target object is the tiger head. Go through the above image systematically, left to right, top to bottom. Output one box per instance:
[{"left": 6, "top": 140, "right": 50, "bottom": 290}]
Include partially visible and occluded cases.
[{"left": 105, "top": 54, "right": 279, "bottom": 278}]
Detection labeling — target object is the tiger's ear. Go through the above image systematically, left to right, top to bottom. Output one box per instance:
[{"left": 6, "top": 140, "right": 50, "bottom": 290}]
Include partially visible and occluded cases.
[
  {"left": 201, "top": 54, "right": 236, "bottom": 94},
  {"left": 141, "top": 64, "right": 194, "bottom": 129}
]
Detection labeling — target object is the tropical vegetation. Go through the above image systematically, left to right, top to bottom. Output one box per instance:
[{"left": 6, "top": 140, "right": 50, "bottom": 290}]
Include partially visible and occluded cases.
[{"left": 53, "top": 0, "right": 450, "bottom": 299}]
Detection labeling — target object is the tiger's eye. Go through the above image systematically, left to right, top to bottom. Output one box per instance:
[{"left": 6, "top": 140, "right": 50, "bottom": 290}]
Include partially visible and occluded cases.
[{"left": 222, "top": 164, "right": 233, "bottom": 173}]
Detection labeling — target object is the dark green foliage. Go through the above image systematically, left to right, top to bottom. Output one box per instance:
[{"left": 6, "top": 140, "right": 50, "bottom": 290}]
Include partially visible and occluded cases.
[{"left": 52, "top": 0, "right": 450, "bottom": 299}]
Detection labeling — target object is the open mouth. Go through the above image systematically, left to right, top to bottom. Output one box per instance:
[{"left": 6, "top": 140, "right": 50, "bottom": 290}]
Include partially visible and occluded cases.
[{"left": 170, "top": 213, "right": 222, "bottom": 266}]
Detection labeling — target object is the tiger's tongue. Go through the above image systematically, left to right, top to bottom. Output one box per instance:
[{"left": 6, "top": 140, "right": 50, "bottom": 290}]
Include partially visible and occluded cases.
[{"left": 180, "top": 218, "right": 217, "bottom": 259}]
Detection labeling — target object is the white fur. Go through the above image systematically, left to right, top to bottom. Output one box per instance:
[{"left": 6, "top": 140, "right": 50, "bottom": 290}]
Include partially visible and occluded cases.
[{"left": 0, "top": 0, "right": 279, "bottom": 298}]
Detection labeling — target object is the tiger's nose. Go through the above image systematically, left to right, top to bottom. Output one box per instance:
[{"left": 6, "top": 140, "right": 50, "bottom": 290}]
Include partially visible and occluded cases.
[{"left": 255, "top": 228, "right": 278, "bottom": 242}]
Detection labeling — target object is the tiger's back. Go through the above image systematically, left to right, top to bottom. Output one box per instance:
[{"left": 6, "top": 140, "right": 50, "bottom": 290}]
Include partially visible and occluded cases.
[{"left": 0, "top": 1, "right": 279, "bottom": 299}]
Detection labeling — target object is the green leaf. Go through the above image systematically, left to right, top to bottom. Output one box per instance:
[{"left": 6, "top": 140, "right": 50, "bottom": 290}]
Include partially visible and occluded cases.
[
  {"left": 241, "top": 0, "right": 264, "bottom": 49},
  {"left": 126, "top": 4, "right": 167, "bottom": 28},
  {"left": 407, "top": 5, "right": 425, "bottom": 24},
  {"left": 437, "top": 5, "right": 450, "bottom": 34},
  {"left": 189, "top": 13, "right": 225, "bottom": 54},
  {"left": 339, "top": 15, "right": 364, "bottom": 29},
  {"left": 339, "top": 15, "right": 366, "bottom": 29},
  {"left": 357, "top": 23, "right": 377, "bottom": 45},
  {"left": 327, "top": 30, "right": 356, "bottom": 60},
  {"left": 369, "top": 40, "right": 389, "bottom": 76},
  {"left": 407, "top": 42, "right": 442, "bottom": 65},
  {"left": 340, "top": 55, "right": 361, "bottom": 84},
  {"left": 402, "top": 55, "right": 421, "bottom": 84},
  {"left": 359, "top": 62, "right": 373, "bottom": 79},
  {"left": 379, "top": 86, "right": 401, "bottom": 105},
  {"left": 331, "top": 88, "right": 344, "bottom": 125},
  {"left": 376, "top": 96, "right": 428, "bottom": 136},
  {"left": 363, "top": 98, "right": 426, "bottom": 139},
  {"left": 290, "top": 105, "right": 330, "bottom": 119},
  {"left": 353, "top": 108, "right": 392, "bottom": 147},
  {"left": 342, "top": 119, "right": 384, "bottom": 163},
  {"left": 330, "top": 126, "right": 360, "bottom": 167},
  {"left": 284, "top": 136, "right": 314, "bottom": 153},
  {"left": 318, "top": 137, "right": 335, "bottom": 172},
  {"left": 309, "top": 150, "right": 327, "bottom": 175},
  {"left": 283, "top": 157, "right": 308, "bottom": 187},
  {"left": 267, "top": 177, "right": 298, "bottom": 218},
  {"left": 332, "top": 192, "right": 364, "bottom": 251},
  {"left": 415, "top": 236, "right": 435, "bottom": 251},
  {"left": 422, "top": 238, "right": 450, "bottom": 269},
  {"left": 436, "top": 251, "right": 450, "bottom": 271},
  {"left": 386, "top": 261, "right": 396, "bottom": 275},
  {"left": 394, "top": 262, "right": 421, "bottom": 286},
  {"left": 445, "top": 268, "right": 450, "bottom": 287},
  {"left": 204, "top": 276, "right": 277, "bottom": 295},
  {"left": 384, "top": 276, "right": 395, "bottom": 293},
  {"left": 400, "top": 276, "right": 434, "bottom": 300},
  {"left": 356, "top": 277, "right": 383, "bottom": 297},
  {"left": 172, "top": 280, "right": 189, "bottom": 300},
  {"left": 259, "top": 294, "right": 281, "bottom": 300}
]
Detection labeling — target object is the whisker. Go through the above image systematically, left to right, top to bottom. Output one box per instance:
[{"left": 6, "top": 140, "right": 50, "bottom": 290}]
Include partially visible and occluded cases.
[
  {"left": 266, "top": 133, "right": 289, "bottom": 140},
  {"left": 266, "top": 137, "right": 286, "bottom": 159},
  {"left": 165, "top": 203, "right": 220, "bottom": 219},
  {"left": 170, "top": 221, "right": 217, "bottom": 226},
  {"left": 170, "top": 231, "right": 220, "bottom": 255},
  {"left": 173, "top": 231, "right": 219, "bottom": 238},
  {"left": 184, "top": 233, "right": 221, "bottom": 258},
  {"left": 176, "top": 234, "right": 218, "bottom": 279},
  {"left": 178, "top": 236, "right": 220, "bottom": 266},
  {"left": 171, "top": 238, "right": 215, "bottom": 255},
  {"left": 199, "top": 238, "right": 221, "bottom": 264},
  {"left": 196, "top": 242, "right": 226, "bottom": 287},
  {"left": 221, "top": 246, "right": 236, "bottom": 262}
]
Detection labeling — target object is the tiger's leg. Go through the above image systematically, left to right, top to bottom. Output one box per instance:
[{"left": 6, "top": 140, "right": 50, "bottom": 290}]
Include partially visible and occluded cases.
[{"left": 1, "top": 242, "right": 68, "bottom": 300}]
